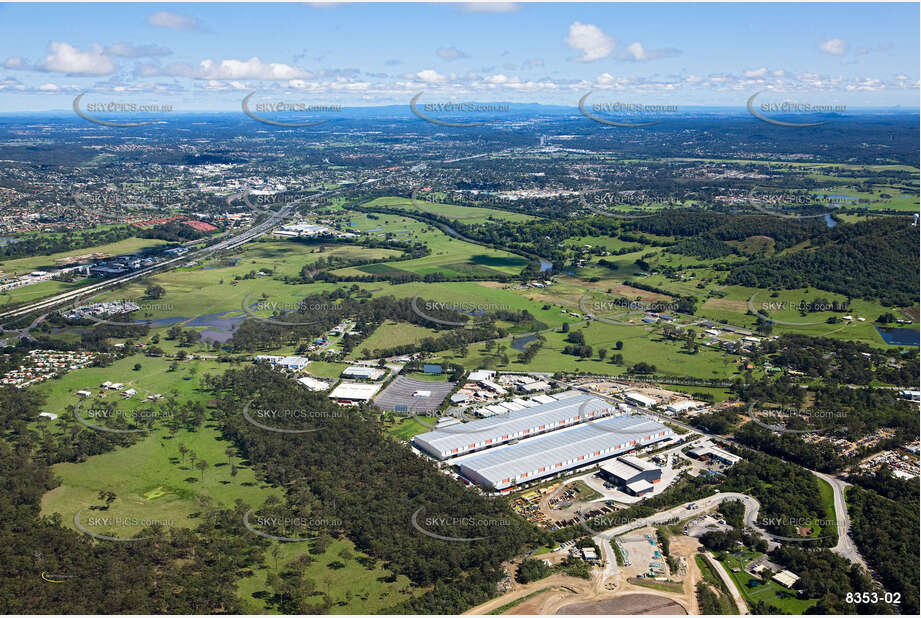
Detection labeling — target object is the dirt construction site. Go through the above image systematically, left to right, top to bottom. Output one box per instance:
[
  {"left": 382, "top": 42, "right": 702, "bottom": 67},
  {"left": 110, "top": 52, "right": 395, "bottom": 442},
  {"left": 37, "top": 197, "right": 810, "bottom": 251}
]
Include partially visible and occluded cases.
[{"left": 465, "top": 531, "right": 704, "bottom": 615}]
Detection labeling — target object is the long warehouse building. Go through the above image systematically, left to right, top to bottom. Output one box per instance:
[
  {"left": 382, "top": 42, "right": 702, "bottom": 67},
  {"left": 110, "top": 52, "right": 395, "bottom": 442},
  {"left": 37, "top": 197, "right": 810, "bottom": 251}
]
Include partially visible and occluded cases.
[
  {"left": 413, "top": 392, "right": 617, "bottom": 460},
  {"left": 456, "top": 415, "right": 674, "bottom": 491}
]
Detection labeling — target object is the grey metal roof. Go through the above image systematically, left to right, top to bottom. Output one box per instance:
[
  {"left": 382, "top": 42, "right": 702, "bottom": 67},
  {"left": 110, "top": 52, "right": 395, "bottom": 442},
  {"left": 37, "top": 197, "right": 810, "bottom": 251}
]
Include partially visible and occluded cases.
[
  {"left": 413, "top": 392, "right": 616, "bottom": 458},
  {"left": 456, "top": 415, "right": 673, "bottom": 489},
  {"left": 600, "top": 458, "right": 649, "bottom": 483}
]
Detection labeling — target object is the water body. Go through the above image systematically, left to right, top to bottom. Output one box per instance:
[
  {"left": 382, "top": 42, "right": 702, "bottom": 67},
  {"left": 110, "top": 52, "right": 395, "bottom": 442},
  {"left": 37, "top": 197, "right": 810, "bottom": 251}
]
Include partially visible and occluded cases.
[
  {"left": 813, "top": 193, "right": 859, "bottom": 201},
  {"left": 824, "top": 213, "right": 837, "bottom": 228},
  {"left": 876, "top": 327, "right": 920, "bottom": 346},
  {"left": 511, "top": 334, "right": 537, "bottom": 351}
]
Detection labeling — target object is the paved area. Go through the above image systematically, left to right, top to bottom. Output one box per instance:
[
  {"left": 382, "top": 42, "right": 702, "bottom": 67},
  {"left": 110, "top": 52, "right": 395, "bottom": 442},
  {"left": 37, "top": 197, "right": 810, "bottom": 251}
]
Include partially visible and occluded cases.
[
  {"left": 373, "top": 375, "right": 456, "bottom": 413},
  {"left": 811, "top": 470, "right": 869, "bottom": 569},
  {"left": 704, "top": 551, "right": 749, "bottom": 615}
]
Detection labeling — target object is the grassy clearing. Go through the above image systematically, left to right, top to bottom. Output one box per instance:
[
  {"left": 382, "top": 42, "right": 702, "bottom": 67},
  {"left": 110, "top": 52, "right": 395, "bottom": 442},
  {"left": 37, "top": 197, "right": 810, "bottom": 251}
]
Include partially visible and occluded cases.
[
  {"left": 371, "top": 195, "right": 537, "bottom": 223},
  {"left": 331, "top": 211, "right": 528, "bottom": 277},
  {"left": 351, "top": 320, "right": 441, "bottom": 358},
  {"left": 31, "top": 353, "right": 221, "bottom": 417},
  {"left": 386, "top": 415, "right": 438, "bottom": 441},
  {"left": 41, "top": 423, "right": 280, "bottom": 539},
  {"left": 567, "top": 480, "right": 602, "bottom": 502},
  {"left": 235, "top": 536, "right": 417, "bottom": 614},
  {"left": 719, "top": 551, "right": 818, "bottom": 614}
]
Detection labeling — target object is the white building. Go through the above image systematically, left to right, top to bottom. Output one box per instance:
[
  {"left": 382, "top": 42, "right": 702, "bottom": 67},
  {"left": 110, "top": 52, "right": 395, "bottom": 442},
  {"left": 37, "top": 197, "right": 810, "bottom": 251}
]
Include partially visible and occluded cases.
[
  {"left": 297, "top": 376, "right": 330, "bottom": 391},
  {"left": 329, "top": 382, "right": 381, "bottom": 404},
  {"left": 624, "top": 392, "right": 657, "bottom": 408},
  {"left": 665, "top": 400, "right": 706, "bottom": 415}
]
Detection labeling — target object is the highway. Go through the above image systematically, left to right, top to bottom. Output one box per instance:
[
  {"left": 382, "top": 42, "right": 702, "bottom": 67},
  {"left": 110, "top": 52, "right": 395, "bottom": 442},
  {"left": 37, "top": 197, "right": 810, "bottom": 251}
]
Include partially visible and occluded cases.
[
  {"left": 0, "top": 204, "right": 293, "bottom": 328},
  {"left": 811, "top": 470, "right": 869, "bottom": 569}
]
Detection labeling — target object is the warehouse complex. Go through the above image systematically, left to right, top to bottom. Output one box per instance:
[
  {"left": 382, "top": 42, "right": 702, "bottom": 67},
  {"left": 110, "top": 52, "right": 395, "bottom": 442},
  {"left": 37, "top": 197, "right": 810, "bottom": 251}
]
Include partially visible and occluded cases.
[
  {"left": 412, "top": 392, "right": 617, "bottom": 460},
  {"left": 454, "top": 415, "right": 674, "bottom": 491},
  {"left": 688, "top": 441, "right": 741, "bottom": 466},
  {"left": 600, "top": 455, "right": 662, "bottom": 496}
]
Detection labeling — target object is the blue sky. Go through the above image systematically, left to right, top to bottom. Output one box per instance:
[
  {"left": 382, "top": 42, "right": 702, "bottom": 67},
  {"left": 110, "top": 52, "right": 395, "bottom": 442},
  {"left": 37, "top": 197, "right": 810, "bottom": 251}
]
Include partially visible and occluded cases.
[{"left": 0, "top": 2, "right": 918, "bottom": 111}]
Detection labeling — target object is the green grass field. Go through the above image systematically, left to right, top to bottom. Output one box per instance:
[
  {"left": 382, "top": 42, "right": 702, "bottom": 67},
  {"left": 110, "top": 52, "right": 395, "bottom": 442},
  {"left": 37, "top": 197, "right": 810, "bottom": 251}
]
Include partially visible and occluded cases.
[
  {"left": 371, "top": 195, "right": 537, "bottom": 223},
  {"left": 331, "top": 211, "right": 529, "bottom": 278},
  {"left": 351, "top": 320, "right": 442, "bottom": 359},
  {"left": 30, "top": 353, "right": 220, "bottom": 417},
  {"left": 386, "top": 415, "right": 438, "bottom": 440},
  {"left": 41, "top": 422, "right": 280, "bottom": 539},
  {"left": 235, "top": 536, "right": 417, "bottom": 614},
  {"left": 718, "top": 552, "right": 818, "bottom": 614}
]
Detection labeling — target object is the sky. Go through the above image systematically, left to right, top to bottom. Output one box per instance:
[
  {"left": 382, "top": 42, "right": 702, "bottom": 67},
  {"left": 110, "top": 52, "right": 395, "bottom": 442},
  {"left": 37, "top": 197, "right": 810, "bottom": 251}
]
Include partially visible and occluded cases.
[{"left": 0, "top": 2, "right": 918, "bottom": 112}]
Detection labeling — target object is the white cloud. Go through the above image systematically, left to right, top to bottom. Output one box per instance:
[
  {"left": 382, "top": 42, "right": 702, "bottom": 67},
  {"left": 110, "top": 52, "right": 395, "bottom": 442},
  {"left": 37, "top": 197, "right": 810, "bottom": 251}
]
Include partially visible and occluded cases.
[
  {"left": 455, "top": 3, "right": 520, "bottom": 14},
  {"left": 147, "top": 10, "right": 201, "bottom": 31},
  {"left": 566, "top": 21, "right": 615, "bottom": 62},
  {"left": 820, "top": 38, "right": 847, "bottom": 55},
  {"left": 620, "top": 41, "right": 680, "bottom": 62},
  {"left": 41, "top": 42, "right": 115, "bottom": 75},
  {"left": 437, "top": 46, "right": 468, "bottom": 61},
  {"left": 3, "top": 56, "right": 26, "bottom": 69},
  {"left": 155, "top": 57, "right": 311, "bottom": 80},
  {"left": 744, "top": 67, "right": 768, "bottom": 78},
  {"left": 416, "top": 69, "right": 447, "bottom": 83}
]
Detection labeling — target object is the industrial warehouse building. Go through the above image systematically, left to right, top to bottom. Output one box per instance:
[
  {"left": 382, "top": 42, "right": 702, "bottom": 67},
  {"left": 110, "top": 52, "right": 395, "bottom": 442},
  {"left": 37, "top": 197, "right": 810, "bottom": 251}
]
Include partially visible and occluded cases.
[
  {"left": 341, "top": 365, "right": 386, "bottom": 380},
  {"left": 328, "top": 382, "right": 381, "bottom": 405},
  {"left": 412, "top": 392, "right": 617, "bottom": 460},
  {"left": 624, "top": 392, "right": 657, "bottom": 408},
  {"left": 455, "top": 415, "right": 674, "bottom": 490},
  {"left": 688, "top": 441, "right": 741, "bottom": 466},
  {"left": 600, "top": 455, "right": 662, "bottom": 495}
]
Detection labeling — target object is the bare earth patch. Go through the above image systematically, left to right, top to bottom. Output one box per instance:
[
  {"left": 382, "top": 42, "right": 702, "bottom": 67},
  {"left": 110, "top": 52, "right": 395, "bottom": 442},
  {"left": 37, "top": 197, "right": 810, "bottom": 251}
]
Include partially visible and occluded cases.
[
  {"left": 702, "top": 298, "right": 749, "bottom": 313},
  {"left": 557, "top": 594, "right": 687, "bottom": 615}
]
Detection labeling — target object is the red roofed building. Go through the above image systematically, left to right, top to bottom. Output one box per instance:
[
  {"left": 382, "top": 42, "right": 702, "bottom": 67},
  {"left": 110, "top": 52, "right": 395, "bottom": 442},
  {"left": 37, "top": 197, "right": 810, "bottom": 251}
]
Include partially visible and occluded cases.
[{"left": 183, "top": 220, "right": 218, "bottom": 233}]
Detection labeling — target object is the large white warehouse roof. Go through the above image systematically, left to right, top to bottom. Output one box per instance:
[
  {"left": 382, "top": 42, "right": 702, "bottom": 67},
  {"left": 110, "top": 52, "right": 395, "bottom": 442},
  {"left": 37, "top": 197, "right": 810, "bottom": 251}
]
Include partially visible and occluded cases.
[
  {"left": 413, "top": 393, "right": 616, "bottom": 460},
  {"left": 456, "top": 415, "right": 673, "bottom": 490}
]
